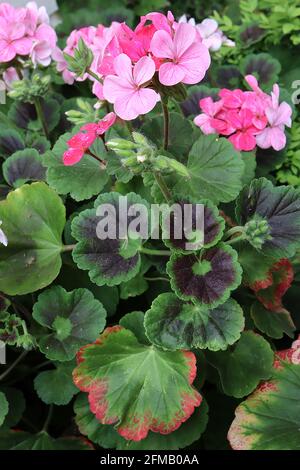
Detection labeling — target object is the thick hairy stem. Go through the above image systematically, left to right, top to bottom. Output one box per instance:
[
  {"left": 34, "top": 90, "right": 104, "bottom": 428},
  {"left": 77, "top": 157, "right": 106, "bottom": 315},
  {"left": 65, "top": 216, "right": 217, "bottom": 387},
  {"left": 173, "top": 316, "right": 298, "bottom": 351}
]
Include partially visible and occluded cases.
[{"left": 34, "top": 97, "right": 49, "bottom": 140}]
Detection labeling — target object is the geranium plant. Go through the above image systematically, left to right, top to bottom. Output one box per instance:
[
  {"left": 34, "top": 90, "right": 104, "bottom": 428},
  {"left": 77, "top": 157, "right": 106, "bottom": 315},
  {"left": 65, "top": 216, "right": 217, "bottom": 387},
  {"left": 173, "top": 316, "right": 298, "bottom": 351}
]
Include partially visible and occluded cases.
[{"left": 0, "top": 1, "right": 299, "bottom": 452}]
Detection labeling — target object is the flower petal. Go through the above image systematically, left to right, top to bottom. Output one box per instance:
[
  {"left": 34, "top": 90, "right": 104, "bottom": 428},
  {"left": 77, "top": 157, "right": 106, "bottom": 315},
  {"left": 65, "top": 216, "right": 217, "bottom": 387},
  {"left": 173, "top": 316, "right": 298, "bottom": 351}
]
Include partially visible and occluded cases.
[
  {"left": 174, "top": 23, "right": 196, "bottom": 58},
  {"left": 150, "top": 29, "right": 174, "bottom": 59},
  {"left": 178, "top": 42, "right": 210, "bottom": 84},
  {"left": 113, "top": 53, "right": 133, "bottom": 84},
  {"left": 133, "top": 56, "right": 156, "bottom": 86},
  {"left": 158, "top": 62, "right": 185, "bottom": 86},
  {"left": 103, "top": 75, "right": 133, "bottom": 104},
  {"left": 63, "top": 148, "right": 84, "bottom": 166}
]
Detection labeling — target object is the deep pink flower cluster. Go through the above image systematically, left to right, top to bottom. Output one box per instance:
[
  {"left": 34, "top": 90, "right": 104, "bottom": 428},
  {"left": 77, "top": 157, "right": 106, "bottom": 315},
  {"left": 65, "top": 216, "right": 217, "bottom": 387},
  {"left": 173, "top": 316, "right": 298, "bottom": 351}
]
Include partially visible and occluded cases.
[
  {"left": 0, "top": 2, "right": 57, "bottom": 69},
  {"left": 55, "top": 11, "right": 211, "bottom": 120},
  {"left": 194, "top": 75, "right": 292, "bottom": 152},
  {"left": 63, "top": 112, "right": 116, "bottom": 166}
]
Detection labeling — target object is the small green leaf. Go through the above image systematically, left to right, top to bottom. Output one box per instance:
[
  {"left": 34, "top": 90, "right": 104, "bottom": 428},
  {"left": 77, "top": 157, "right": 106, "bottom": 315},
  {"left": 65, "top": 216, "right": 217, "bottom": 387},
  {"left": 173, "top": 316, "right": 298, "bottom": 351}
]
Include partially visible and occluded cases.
[
  {"left": 0, "top": 129, "right": 25, "bottom": 159},
  {"left": 174, "top": 135, "right": 245, "bottom": 204},
  {"left": 0, "top": 182, "right": 65, "bottom": 295},
  {"left": 33, "top": 285, "right": 106, "bottom": 361},
  {"left": 145, "top": 293, "right": 244, "bottom": 351},
  {"left": 250, "top": 301, "right": 295, "bottom": 339},
  {"left": 119, "top": 311, "right": 150, "bottom": 345},
  {"left": 206, "top": 331, "right": 274, "bottom": 398},
  {"left": 34, "top": 361, "right": 78, "bottom": 405},
  {"left": 0, "top": 387, "right": 25, "bottom": 429},
  {"left": 0, "top": 392, "right": 9, "bottom": 427}
]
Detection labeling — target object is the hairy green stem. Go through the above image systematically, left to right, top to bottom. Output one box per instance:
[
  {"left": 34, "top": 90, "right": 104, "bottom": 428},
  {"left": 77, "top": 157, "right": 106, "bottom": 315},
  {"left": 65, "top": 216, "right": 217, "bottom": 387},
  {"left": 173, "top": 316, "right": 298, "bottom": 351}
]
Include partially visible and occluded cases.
[
  {"left": 87, "top": 68, "right": 103, "bottom": 84},
  {"left": 34, "top": 97, "right": 49, "bottom": 140},
  {"left": 154, "top": 172, "right": 172, "bottom": 203},
  {"left": 224, "top": 226, "right": 244, "bottom": 240},
  {"left": 225, "top": 234, "right": 245, "bottom": 246},
  {"left": 61, "top": 244, "right": 76, "bottom": 253},
  {"left": 140, "top": 247, "right": 171, "bottom": 257},
  {"left": 144, "top": 276, "right": 170, "bottom": 282},
  {"left": 0, "top": 350, "right": 28, "bottom": 382},
  {"left": 42, "top": 404, "right": 54, "bottom": 433}
]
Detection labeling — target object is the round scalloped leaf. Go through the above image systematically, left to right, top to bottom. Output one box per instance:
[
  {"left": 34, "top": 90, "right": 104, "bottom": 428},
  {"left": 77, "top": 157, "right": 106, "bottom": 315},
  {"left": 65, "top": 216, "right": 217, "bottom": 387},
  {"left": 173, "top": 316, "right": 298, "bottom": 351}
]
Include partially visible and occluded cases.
[
  {"left": 241, "top": 53, "right": 281, "bottom": 89},
  {"left": 215, "top": 65, "right": 242, "bottom": 89},
  {"left": 180, "top": 85, "right": 219, "bottom": 117},
  {"left": 142, "top": 112, "right": 194, "bottom": 159},
  {"left": 0, "top": 129, "right": 25, "bottom": 159},
  {"left": 44, "top": 133, "right": 109, "bottom": 202},
  {"left": 25, "top": 134, "right": 50, "bottom": 155},
  {"left": 174, "top": 135, "right": 245, "bottom": 204},
  {"left": 3, "top": 149, "right": 46, "bottom": 188},
  {"left": 236, "top": 177, "right": 300, "bottom": 259},
  {"left": 0, "top": 182, "right": 65, "bottom": 295},
  {"left": 71, "top": 192, "right": 149, "bottom": 286},
  {"left": 162, "top": 197, "right": 225, "bottom": 252},
  {"left": 236, "top": 241, "right": 276, "bottom": 287},
  {"left": 167, "top": 243, "right": 242, "bottom": 308},
  {"left": 32, "top": 285, "right": 106, "bottom": 361},
  {"left": 145, "top": 293, "right": 244, "bottom": 351},
  {"left": 250, "top": 301, "right": 295, "bottom": 339},
  {"left": 73, "top": 326, "right": 202, "bottom": 442},
  {"left": 206, "top": 331, "right": 274, "bottom": 398},
  {"left": 34, "top": 361, "right": 78, "bottom": 405},
  {"left": 228, "top": 362, "right": 300, "bottom": 450},
  {"left": 0, "top": 387, "right": 25, "bottom": 428},
  {"left": 0, "top": 392, "right": 9, "bottom": 426},
  {"left": 74, "top": 394, "right": 123, "bottom": 448},
  {"left": 0, "top": 430, "right": 93, "bottom": 450}
]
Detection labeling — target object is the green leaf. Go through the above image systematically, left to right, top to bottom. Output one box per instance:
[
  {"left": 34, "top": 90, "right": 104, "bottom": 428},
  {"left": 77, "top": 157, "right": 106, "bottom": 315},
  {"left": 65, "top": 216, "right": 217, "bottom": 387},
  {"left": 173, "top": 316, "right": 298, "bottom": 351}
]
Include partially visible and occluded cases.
[
  {"left": 241, "top": 53, "right": 281, "bottom": 89},
  {"left": 8, "top": 99, "right": 60, "bottom": 133},
  {"left": 142, "top": 112, "right": 194, "bottom": 159},
  {"left": 0, "top": 129, "right": 25, "bottom": 159},
  {"left": 44, "top": 133, "right": 109, "bottom": 202},
  {"left": 174, "top": 135, "right": 245, "bottom": 204},
  {"left": 3, "top": 149, "right": 46, "bottom": 188},
  {"left": 241, "top": 151, "right": 257, "bottom": 185},
  {"left": 236, "top": 177, "right": 300, "bottom": 259},
  {"left": 0, "top": 182, "right": 65, "bottom": 295},
  {"left": 72, "top": 192, "right": 149, "bottom": 286},
  {"left": 162, "top": 197, "right": 225, "bottom": 253},
  {"left": 236, "top": 241, "right": 275, "bottom": 286},
  {"left": 167, "top": 243, "right": 242, "bottom": 309},
  {"left": 119, "top": 257, "right": 151, "bottom": 299},
  {"left": 33, "top": 285, "right": 106, "bottom": 361},
  {"left": 145, "top": 293, "right": 244, "bottom": 351},
  {"left": 250, "top": 301, "right": 295, "bottom": 339},
  {"left": 119, "top": 311, "right": 150, "bottom": 345},
  {"left": 73, "top": 326, "right": 202, "bottom": 441},
  {"left": 206, "top": 331, "right": 274, "bottom": 398},
  {"left": 34, "top": 361, "right": 78, "bottom": 405},
  {"left": 228, "top": 362, "right": 300, "bottom": 449},
  {"left": 0, "top": 387, "right": 25, "bottom": 429},
  {"left": 0, "top": 392, "right": 9, "bottom": 426},
  {"left": 0, "top": 430, "right": 93, "bottom": 450}
]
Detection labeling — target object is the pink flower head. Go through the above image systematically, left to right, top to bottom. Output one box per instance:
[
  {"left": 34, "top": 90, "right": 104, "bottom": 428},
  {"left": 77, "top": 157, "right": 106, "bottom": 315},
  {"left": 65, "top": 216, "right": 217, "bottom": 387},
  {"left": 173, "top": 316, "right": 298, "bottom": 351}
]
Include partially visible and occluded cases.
[
  {"left": 0, "top": 16, "right": 32, "bottom": 63},
  {"left": 196, "top": 18, "right": 235, "bottom": 52},
  {"left": 150, "top": 22, "right": 210, "bottom": 86},
  {"left": 31, "top": 23, "right": 57, "bottom": 66},
  {"left": 103, "top": 53, "right": 160, "bottom": 120},
  {"left": 256, "top": 84, "right": 292, "bottom": 151},
  {"left": 219, "top": 88, "right": 245, "bottom": 109},
  {"left": 193, "top": 97, "right": 223, "bottom": 134},
  {"left": 227, "top": 109, "right": 259, "bottom": 151},
  {"left": 63, "top": 113, "right": 116, "bottom": 166}
]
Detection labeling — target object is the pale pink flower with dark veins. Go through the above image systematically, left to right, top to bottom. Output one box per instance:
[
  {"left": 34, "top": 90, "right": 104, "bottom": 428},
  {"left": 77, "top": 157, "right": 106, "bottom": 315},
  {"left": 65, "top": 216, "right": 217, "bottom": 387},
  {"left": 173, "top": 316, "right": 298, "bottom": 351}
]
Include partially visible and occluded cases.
[
  {"left": 150, "top": 22, "right": 210, "bottom": 86},
  {"left": 103, "top": 53, "right": 160, "bottom": 120}
]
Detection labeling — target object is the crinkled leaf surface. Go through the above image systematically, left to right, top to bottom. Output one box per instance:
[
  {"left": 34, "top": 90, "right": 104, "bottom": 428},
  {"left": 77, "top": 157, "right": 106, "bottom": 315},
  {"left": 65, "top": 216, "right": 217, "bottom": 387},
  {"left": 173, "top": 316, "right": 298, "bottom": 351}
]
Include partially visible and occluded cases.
[
  {"left": 44, "top": 133, "right": 109, "bottom": 201},
  {"left": 174, "top": 135, "right": 245, "bottom": 204},
  {"left": 3, "top": 149, "right": 46, "bottom": 188},
  {"left": 236, "top": 177, "right": 300, "bottom": 259},
  {"left": 0, "top": 182, "right": 65, "bottom": 295},
  {"left": 72, "top": 192, "right": 149, "bottom": 286},
  {"left": 167, "top": 243, "right": 242, "bottom": 308},
  {"left": 33, "top": 285, "right": 106, "bottom": 361},
  {"left": 145, "top": 293, "right": 244, "bottom": 351},
  {"left": 250, "top": 301, "right": 295, "bottom": 339},
  {"left": 73, "top": 326, "right": 202, "bottom": 441},
  {"left": 206, "top": 331, "right": 274, "bottom": 398},
  {"left": 34, "top": 361, "right": 78, "bottom": 405},
  {"left": 228, "top": 362, "right": 300, "bottom": 450}
]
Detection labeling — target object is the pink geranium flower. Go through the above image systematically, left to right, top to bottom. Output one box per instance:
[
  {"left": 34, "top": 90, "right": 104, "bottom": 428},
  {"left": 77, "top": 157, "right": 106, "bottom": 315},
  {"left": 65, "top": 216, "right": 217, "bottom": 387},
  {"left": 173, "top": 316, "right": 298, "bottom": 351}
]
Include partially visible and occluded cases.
[
  {"left": 0, "top": 17, "right": 32, "bottom": 62},
  {"left": 150, "top": 22, "right": 210, "bottom": 86},
  {"left": 31, "top": 23, "right": 57, "bottom": 66},
  {"left": 103, "top": 54, "right": 160, "bottom": 120},
  {"left": 256, "top": 84, "right": 292, "bottom": 151},
  {"left": 193, "top": 97, "right": 223, "bottom": 134},
  {"left": 227, "top": 109, "right": 259, "bottom": 151},
  {"left": 63, "top": 112, "right": 116, "bottom": 166}
]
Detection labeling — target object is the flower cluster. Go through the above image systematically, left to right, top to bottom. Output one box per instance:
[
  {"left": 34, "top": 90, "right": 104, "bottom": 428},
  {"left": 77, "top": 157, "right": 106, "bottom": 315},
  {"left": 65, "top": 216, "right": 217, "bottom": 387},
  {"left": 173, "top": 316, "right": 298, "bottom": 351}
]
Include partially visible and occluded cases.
[
  {"left": 0, "top": 2, "right": 57, "bottom": 86},
  {"left": 55, "top": 11, "right": 211, "bottom": 120},
  {"left": 194, "top": 75, "right": 292, "bottom": 151},
  {"left": 63, "top": 112, "right": 116, "bottom": 165}
]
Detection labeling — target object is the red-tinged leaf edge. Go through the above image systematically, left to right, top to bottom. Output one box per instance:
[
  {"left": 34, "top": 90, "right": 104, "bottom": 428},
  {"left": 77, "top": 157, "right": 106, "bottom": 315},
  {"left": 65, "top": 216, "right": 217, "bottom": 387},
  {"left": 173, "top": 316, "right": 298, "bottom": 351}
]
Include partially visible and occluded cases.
[
  {"left": 249, "top": 258, "right": 294, "bottom": 311},
  {"left": 73, "top": 326, "right": 202, "bottom": 441}
]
